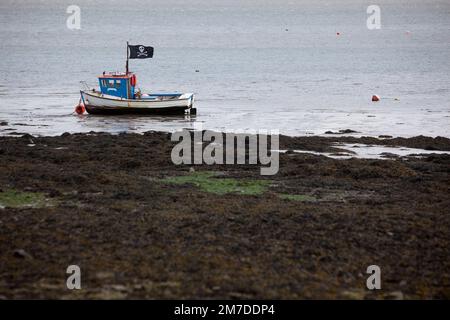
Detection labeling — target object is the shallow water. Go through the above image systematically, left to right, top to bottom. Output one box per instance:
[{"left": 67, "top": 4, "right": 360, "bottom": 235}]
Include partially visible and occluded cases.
[
  {"left": 0, "top": 0, "right": 449, "bottom": 137},
  {"left": 289, "top": 143, "right": 450, "bottom": 159}
]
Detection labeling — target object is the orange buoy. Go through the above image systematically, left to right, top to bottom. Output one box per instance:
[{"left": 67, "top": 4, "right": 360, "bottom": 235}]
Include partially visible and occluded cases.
[
  {"left": 372, "top": 95, "right": 380, "bottom": 102},
  {"left": 75, "top": 103, "right": 85, "bottom": 114}
]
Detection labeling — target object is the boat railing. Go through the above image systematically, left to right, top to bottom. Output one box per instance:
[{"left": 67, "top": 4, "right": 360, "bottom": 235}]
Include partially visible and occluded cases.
[{"left": 80, "top": 81, "right": 91, "bottom": 91}]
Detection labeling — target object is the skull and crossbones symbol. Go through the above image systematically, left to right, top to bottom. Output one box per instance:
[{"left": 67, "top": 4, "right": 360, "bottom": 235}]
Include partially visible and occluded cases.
[{"left": 137, "top": 46, "right": 148, "bottom": 57}]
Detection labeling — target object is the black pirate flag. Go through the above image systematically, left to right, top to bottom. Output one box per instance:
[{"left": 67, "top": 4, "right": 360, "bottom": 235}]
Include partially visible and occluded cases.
[{"left": 128, "top": 45, "right": 154, "bottom": 59}]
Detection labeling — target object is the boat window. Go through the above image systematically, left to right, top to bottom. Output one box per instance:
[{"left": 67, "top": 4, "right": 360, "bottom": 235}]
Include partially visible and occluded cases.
[{"left": 100, "top": 79, "right": 121, "bottom": 88}]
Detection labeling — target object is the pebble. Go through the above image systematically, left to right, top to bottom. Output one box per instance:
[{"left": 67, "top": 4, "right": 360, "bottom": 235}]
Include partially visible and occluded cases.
[{"left": 13, "top": 249, "right": 33, "bottom": 260}]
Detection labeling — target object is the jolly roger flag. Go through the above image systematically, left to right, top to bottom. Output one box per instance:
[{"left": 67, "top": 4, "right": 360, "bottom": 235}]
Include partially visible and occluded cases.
[{"left": 128, "top": 45, "right": 154, "bottom": 59}]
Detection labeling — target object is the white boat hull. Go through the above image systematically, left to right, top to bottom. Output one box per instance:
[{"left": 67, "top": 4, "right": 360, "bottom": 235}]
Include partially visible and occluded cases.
[{"left": 81, "top": 91, "right": 194, "bottom": 115}]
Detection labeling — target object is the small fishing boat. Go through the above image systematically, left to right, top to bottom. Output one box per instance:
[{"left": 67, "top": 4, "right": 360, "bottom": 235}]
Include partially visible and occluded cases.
[{"left": 77, "top": 43, "right": 195, "bottom": 115}]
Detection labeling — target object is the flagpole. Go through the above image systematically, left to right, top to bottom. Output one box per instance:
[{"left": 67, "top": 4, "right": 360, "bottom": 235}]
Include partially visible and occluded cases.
[{"left": 126, "top": 41, "right": 129, "bottom": 74}]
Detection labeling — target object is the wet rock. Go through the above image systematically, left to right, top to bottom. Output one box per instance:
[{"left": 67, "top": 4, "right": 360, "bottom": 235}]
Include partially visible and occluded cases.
[
  {"left": 0, "top": 121, "right": 7, "bottom": 126},
  {"left": 325, "top": 129, "right": 358, "bottom": 135},
  {"left": 339, "top": 129, "right": 358, "bottom": 134},
  {"left": 378, "top": 135, "right": 393, "bottom": 139},
  {"left": 329, "top": 152, "right": 351, "bottom": 157},
  {"left": 380, "top": 152, "right": 399, "bottom": 159},
  {"left": 48, "top": 189, "right": 62, "bottom": 197},
  {"left": 13, "top": 249, "right": 33, "bottom": 260},
  {"left": 95, "top": 271, "right": 115, "bottom": 280},
  {"left": 110, "top": 284, "right": 129, "bottom": 292},
  {"left": 91, "top": 290, "right": 128, "bottom": 299},
  {"left": 339, "top": 290, "right": 366, "bottom": 300},
  {"left": 384, "top": 291, "right": 404, "bottom": 300},
  {"left": 229, "top": 292, "right": 252, "bottom": 299}
]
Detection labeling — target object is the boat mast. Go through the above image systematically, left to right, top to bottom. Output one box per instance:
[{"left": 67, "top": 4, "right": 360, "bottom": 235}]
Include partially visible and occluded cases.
[
  {"left": 125, "top": 41, "right": 129, "bottom": 75},
  {"left": 126, "top": 41, "right": 130, "bottom": 98}
]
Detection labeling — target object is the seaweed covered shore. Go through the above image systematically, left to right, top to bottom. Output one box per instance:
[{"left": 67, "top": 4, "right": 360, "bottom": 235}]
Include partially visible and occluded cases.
[{"left": 0, "top": 131, "right": 449, "bottom": 299}]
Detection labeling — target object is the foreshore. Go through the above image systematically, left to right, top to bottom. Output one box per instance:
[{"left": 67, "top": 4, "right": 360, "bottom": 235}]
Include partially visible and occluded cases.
[{"left": 0, "top": 131, "right": 449, "bottom": 299}]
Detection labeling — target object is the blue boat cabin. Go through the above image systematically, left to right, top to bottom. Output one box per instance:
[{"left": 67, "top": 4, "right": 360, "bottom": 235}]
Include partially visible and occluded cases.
[{"left": 98, "top": 72, "right": 136, "bottom": 99}]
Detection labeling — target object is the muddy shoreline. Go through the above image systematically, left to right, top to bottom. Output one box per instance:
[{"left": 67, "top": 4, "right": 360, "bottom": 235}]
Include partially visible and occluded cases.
[{"left": 0, "top": 131, "right": 449, "bottom": 299}]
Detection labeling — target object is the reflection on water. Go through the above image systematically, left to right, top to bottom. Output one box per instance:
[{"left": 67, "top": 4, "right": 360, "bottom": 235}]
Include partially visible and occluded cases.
[{"left": 76, "top": 113, "right": 198, "bottom": 134}]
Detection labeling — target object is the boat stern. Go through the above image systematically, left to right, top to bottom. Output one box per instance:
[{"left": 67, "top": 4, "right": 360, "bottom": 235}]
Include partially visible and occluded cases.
[{"left": 180, "top": 93, "right": 194, "bottom": 108}]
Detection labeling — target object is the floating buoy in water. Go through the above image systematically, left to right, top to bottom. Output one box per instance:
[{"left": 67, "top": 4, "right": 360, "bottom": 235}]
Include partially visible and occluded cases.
[
  {"left": 336, "top": 32, "right": 340, "bottom": 36},
  {"left": 372, "top": 95, "right": 380, "bottom": 102},
  {"left": 75, "top": 103, "right": 85, "bottom": 114}
]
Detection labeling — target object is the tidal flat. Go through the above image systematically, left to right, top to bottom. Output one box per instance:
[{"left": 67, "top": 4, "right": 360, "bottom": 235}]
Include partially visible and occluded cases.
[{"left": 0, "top": 131, "right": 449, "bottom": 299}]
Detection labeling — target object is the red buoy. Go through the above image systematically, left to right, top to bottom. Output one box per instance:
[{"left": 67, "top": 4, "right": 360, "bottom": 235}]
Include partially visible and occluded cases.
[
  {"left": 372, "top": 95, "right": 380, "bottom": 102},
  {"left": 75, "top": 103, "right": 85, "bottom": 114}
]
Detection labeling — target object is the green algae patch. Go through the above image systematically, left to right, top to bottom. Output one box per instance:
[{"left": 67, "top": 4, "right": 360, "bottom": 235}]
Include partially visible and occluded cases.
[
  {"left": 162, "top": 172, "right": 270, "bottom": 195},
  {"left": 0, "top": 189, "right": 52, "bottom": 209},
  {"left": 279, "top": 193, "right": 317, "bottom": 202}
]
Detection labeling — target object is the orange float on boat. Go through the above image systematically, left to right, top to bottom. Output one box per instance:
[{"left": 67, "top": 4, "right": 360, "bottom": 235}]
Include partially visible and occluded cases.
[{"left": 75, "top": 103, "right": 85, "bottom": 114}]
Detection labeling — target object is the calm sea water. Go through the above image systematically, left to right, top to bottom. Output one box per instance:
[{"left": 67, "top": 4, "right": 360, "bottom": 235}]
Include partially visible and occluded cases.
[{"left": 0, "top": 0, "right": 449, "bottom": 137}]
